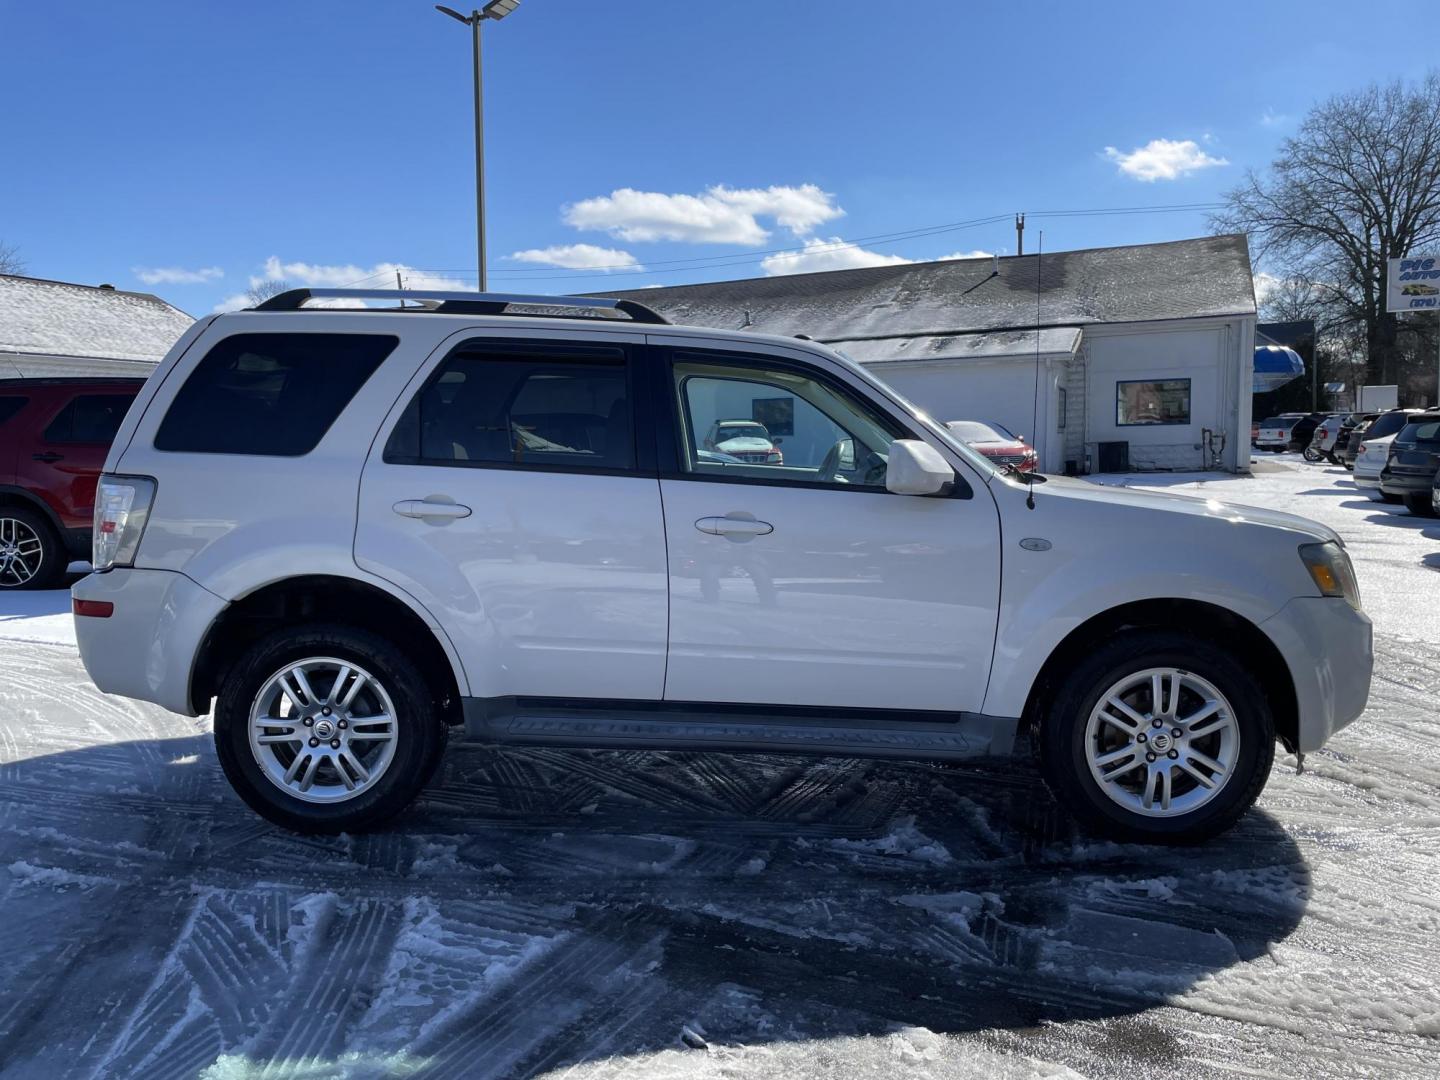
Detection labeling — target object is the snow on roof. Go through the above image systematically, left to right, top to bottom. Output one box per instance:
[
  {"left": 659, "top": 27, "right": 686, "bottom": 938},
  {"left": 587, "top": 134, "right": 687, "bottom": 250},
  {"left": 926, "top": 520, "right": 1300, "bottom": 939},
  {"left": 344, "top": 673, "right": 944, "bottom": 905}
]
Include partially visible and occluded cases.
[
  {"left": 595, "top": 235, "right": 1256, "bottom": 359},
  {"left": 0, "top": 274, "right": 194, "bottom": 364},
  {"left": 838, "top": 327, "right": 1083, "bottom": 366}
]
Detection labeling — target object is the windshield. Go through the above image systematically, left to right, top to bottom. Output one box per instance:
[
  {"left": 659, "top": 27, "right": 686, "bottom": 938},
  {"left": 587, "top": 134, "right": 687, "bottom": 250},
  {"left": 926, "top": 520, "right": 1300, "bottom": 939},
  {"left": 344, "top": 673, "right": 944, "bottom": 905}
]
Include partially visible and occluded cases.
[
  {"left": 822, "top": 343, "right": 1005, "bottom": 479},
  {"left": 945, "top": 420, "right": 1006, "bottom": 442},
  {"left": 715, "top": 423, "right": 768, "bottom": 441}
]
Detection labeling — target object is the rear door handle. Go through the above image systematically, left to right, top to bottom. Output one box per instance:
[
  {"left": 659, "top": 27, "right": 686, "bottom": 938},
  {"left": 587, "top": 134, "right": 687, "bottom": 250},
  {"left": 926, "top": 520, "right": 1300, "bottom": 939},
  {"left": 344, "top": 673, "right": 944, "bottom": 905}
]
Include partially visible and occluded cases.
[
  {"left": 31, "top": 452, "right": 63, "bottom": 463},
  {"left": 393, "top": 498, "right": 472, "bottom": 521},
  {"left": 695, "top": 516, "right": 774, "bottom": 537}
]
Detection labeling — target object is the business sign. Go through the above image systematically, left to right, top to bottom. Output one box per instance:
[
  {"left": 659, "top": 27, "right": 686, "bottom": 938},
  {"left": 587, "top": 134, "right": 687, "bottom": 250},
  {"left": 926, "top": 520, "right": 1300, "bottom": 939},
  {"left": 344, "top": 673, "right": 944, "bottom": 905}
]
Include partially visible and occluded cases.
[{"left": 1388, "top": 256, "right": 1440, "bottom": 311}]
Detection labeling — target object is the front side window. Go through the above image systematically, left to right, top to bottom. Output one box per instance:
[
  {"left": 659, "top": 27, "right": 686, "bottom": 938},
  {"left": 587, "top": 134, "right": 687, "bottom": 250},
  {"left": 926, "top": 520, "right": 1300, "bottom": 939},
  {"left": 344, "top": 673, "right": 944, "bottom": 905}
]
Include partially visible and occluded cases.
[
  {"left": 155, "top": 333, "right": 396, "bottom": 455},
  {"left": 385, "top": 342, "right": 634, "bottom": 471},
  {"left": 672, "top": 354, "right": 902, "bottom": 489},
  {"left": 1117, "top": 379, "right": 1191, "bottom": 426},
  {"left": 43, "top": 394, "right": 133, "bottom": 444}
]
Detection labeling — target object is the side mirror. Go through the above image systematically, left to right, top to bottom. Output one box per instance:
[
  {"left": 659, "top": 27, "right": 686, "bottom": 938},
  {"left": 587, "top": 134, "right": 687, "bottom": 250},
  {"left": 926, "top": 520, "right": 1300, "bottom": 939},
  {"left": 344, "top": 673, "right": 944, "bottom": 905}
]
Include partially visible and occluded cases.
[{"left": 885, "top": 439, "right": 954, "bottom": 496}]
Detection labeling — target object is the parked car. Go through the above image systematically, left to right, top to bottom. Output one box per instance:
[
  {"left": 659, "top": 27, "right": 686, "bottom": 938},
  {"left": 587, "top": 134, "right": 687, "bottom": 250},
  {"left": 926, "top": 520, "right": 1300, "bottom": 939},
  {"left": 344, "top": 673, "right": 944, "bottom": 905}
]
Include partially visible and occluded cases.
[
  {"left": 73, "top": 288, "right": 1373, "bottom": 845},
  {"left": 0, "top": 377, "right": 143, "bottom": 589},
  {"left": 1340, "top": 408, "right": 1426, "bottom": 470},
  {"left": 1254, "top": 412, "right": 1308, "bottom": 451},
  {"left": 1304, "top": 413, "right": 1350, "bottom": 464},
  {"left": 1336, "top": 413, "right": 1379, "bottom": 470},
  {"left": 1379, "top": 413, "right": 1440, "bottom": 516},
  {"left": 704, "top": 419, "right": 782, "bottom": 464},
  {"left": 943, "top": 420, "right": 1037, "bottom": 472},
  {"left": 1351, "top": 433, "right": 1400, "bottom": 502}
]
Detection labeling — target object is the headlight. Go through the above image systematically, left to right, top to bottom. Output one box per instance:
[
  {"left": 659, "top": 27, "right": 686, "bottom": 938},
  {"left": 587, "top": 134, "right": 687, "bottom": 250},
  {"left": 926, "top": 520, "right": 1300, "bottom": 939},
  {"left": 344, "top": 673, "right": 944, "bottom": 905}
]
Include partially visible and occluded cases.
[
  {"left": 93, "top": 475, "right": 156, "bottom": 571},
  {"left": 1298, "top": 541, "right": 1361, "bottom": 610}
]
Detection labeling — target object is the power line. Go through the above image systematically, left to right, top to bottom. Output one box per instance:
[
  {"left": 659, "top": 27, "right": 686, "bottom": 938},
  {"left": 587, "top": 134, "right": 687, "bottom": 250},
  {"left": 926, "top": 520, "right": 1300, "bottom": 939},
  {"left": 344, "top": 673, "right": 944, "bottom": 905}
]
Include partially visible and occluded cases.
[{"left": 327, "top": 201, "right": 1225, "bottom": 288}]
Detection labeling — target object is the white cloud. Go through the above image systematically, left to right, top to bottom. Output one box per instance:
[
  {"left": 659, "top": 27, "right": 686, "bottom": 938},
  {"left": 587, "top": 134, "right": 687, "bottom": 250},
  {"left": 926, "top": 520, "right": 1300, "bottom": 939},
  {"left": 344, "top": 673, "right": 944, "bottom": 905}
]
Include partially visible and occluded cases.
[
  {"left": 1259, "top": 108, "right": 1290, "bottom": 128},
  {"left": 1102, "top": 138, "right": 1229, "bottom": 182},
  {"left": 564, "top": 184, "right": 844, "bottom": 245},
  {"left": 760, "top": 237, "right": 912, "bottom": 277},
  {"left": 507, "top": 243, "right": 640, "bottom": 271},
  {"left": 937, "top": 249, "right": 993, "bottom": 261},
  {"left": 211, "top": 257, "right": 469, "bottom": 313},
  {"left": 134, "top": 265, "right": 224, "bottom": 286},
  {"left": 1253, "top": 271, "right": 1281, "bottom": 305},
  {"left": 211, "top": 292, "right": 250, "bottom": 313}
]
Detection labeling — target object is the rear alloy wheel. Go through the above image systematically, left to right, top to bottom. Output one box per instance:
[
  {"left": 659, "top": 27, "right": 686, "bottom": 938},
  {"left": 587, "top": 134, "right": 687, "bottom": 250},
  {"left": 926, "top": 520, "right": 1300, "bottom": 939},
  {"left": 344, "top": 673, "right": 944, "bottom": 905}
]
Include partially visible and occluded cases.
[
  {"left": 1402, "top": 492, "right": 1438, "bottom": 517},
  {"left": 0, "top": 508, "right": 65, "bottom": 590},
  {"left": 215, "top": 624, "right": 446, "bottom": 833},
  {"left": 1041, "top": 631, "right": 1274, "bottom": 843}
]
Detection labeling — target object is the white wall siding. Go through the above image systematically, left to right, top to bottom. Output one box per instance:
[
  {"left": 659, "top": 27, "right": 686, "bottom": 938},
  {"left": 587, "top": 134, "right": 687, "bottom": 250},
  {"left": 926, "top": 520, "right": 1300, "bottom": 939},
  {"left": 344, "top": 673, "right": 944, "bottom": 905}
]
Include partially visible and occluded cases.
[{"left": 1082, "top": 322, "right": 1233, "bottom": 473}]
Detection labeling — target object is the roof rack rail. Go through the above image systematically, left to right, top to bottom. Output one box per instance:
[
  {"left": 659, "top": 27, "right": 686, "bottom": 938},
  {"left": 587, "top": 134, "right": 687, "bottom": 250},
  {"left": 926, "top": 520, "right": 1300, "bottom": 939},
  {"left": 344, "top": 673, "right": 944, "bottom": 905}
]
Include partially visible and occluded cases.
[{"left": 250, "top": 288, "right": 669, "bottom": 324}]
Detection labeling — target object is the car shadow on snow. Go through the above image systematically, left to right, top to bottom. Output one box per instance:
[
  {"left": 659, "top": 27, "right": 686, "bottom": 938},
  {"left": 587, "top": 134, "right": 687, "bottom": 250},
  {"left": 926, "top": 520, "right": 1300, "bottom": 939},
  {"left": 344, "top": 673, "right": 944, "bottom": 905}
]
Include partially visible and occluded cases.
[{"left": 0, "top": 732, "right": 1311, "bottom": 1078}]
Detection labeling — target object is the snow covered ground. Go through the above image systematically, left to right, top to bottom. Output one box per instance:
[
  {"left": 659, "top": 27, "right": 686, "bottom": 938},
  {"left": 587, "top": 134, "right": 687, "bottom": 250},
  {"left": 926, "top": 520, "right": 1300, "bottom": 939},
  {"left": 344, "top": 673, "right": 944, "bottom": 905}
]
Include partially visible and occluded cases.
[{"left": 0, "top": 456, "right": 1435, "bottom": 1078}]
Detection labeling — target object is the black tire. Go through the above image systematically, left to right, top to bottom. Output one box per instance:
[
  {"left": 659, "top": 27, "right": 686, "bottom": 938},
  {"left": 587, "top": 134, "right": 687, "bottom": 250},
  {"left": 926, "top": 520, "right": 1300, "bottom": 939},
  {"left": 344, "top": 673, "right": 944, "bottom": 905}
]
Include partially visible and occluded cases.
[
  {"left": 1302, "top": 446, "right": 1323, "bottom": 463},
  {"left": 1380, "top": 491, "right": 1403, "bottom": 504},
  {"left": 1402, "top": 492, "right": 1437, "bottom": 517},
  {"left": 0, "top": 505, "right": 66, "bottom": 590},
  {"left": 214, "top": 623, "right": 447, "bottom": 833},
  {"left": 1039, "top": 631, "right": 1275, "bottom": 844}
]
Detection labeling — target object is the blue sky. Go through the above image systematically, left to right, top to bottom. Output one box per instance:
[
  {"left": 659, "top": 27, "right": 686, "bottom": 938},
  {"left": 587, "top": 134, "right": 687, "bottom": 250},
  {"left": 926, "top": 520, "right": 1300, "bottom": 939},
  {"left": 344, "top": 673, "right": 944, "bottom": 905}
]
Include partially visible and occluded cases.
[{"left": 2, "top": 0, "right": 1436, "bottom": 315}]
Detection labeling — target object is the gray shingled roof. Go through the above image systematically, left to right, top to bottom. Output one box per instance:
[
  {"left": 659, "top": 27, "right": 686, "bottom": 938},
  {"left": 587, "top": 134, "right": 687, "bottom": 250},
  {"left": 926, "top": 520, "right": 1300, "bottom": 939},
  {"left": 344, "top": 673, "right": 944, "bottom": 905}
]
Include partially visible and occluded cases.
[
  {"left": 595, "top": 235, "right": 1256, "bottom": 347},
  {"left": 0, "top": 274, "right": 193, "bottom": 364}
]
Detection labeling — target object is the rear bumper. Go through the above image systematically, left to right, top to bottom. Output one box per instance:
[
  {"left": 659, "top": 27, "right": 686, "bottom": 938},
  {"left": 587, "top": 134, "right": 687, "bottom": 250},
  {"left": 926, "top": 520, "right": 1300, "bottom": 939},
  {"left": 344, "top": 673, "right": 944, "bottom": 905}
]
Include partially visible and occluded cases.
[
  {"left": 1380, "top": 471, "right": 1434, "bottom": 495},
  {"left": 1352, "top": 473, "right": 1383, "bottom": 490},
  {"left": 72, "top": 568, "right": 227, "bottom": 716},
  {"left": 1260, "top": 597, "right": 1372, "bottom": 753}
]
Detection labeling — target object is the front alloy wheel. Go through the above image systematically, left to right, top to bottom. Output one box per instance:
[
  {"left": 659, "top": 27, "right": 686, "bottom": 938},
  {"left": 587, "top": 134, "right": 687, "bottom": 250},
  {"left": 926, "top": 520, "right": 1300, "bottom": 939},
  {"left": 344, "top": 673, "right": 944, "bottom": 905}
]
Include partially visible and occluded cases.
[
  {"left": 1040, "top": 630, "right": 1275, "bottom": 843},
  {"left": 1083, "top": 668, "right": 1239, "bottom": 817}
]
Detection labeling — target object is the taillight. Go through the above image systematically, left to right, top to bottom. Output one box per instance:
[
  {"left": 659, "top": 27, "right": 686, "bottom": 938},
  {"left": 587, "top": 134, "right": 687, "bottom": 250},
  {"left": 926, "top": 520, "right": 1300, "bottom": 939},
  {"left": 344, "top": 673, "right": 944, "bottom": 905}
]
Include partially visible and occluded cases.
[{"left": 93, "top": 474, "right": 156, "bottom": 571}]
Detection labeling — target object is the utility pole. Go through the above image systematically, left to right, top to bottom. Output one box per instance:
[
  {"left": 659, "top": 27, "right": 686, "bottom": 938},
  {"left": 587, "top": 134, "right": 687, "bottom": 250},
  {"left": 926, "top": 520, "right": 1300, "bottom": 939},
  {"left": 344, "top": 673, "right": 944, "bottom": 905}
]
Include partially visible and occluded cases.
[
  {"left": 436, "top": 1, "right": 521, "bottom": 292},
  {"left": 1015, "top": 213, "right": 1025, "bottom": 257}
]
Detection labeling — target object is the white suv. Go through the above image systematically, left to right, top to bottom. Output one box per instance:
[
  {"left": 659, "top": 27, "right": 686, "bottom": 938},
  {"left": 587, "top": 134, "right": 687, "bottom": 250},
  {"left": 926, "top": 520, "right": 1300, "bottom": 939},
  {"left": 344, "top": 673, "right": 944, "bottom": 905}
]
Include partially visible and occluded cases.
[{"left": 73, "top": 289, "right": 1373, "bottom": 842}]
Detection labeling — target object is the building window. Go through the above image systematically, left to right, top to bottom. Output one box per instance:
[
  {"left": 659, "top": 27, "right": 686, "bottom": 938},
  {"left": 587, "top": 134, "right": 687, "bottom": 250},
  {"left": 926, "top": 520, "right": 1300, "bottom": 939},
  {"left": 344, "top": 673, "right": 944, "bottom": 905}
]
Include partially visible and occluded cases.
[
  {"left": 1116, "top": 378, "right": 1190, "bottom": 426},
  {"left": 1057, "top": 386, "right": 1067, "bottom": 430}
]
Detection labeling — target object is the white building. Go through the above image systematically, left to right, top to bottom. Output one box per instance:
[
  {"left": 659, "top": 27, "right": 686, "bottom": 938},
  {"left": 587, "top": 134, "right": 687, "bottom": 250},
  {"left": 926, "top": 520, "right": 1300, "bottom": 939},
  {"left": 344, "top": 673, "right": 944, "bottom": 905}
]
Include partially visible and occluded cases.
[
  {"left": 605, "top": 235, "right": 1258, "bottom": 473},
  {"left": 0, "top": 274, "right": 193, "bottom": 378}
]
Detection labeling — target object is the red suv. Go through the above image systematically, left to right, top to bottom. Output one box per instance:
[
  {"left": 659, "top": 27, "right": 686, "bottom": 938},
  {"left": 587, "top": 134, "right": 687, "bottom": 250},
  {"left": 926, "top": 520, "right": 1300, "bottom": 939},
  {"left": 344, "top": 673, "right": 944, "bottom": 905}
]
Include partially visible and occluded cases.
[{"left": 0, "top": 378, "right": 144, "bottom": 589}]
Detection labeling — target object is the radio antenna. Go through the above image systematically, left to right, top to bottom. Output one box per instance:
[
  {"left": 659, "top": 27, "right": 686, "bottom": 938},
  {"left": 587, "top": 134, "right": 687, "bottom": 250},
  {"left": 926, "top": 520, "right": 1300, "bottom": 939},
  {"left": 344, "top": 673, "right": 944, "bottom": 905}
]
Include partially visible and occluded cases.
[{"left": 1027, "top": 232, "right": 1043, "bottom": 510}]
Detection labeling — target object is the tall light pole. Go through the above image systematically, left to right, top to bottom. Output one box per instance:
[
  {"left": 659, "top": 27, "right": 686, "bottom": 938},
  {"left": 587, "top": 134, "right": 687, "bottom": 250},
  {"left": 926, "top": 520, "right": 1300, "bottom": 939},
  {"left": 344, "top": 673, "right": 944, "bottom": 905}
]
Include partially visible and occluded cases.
[{"left": 435, "top": 0, "right": 520, "bottom": 291}]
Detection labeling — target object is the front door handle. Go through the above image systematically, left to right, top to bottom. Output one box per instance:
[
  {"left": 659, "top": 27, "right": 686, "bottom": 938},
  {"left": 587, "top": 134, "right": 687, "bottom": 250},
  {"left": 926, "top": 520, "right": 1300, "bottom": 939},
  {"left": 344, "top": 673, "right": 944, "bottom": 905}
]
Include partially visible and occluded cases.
[
  {"left": 32, "top": 452, "right": 63, "bottom": 463},
  {"left": 393, "top": 498, "right": 472, "bottom": 521},
  {"left": 695, "top": 515, "right": 774, "bottom": 538}
]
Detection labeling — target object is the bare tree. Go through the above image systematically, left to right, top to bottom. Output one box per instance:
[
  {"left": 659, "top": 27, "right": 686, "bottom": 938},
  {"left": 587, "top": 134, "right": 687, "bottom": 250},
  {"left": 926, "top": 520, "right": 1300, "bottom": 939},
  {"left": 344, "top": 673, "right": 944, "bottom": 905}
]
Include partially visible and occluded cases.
[
  {"left": 1214, "top": 73, "right": 1440, "bottom": 394},
  {"left": 0, "top": 241, "right": 25, "bottom": 276},
  {"left": 245, "top": 279, "right": 292, "bottom": 306}
]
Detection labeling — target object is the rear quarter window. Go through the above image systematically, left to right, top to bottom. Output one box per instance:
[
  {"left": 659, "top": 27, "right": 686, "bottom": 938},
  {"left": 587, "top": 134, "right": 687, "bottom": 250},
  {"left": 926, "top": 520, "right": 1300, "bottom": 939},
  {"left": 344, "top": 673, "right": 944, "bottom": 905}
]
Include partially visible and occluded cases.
[
  {"left": 154, "top": 333, "right": 397, "bottom": 456},
  {"left": 42, "top": 394, "right": 134, "bottom": 444}
]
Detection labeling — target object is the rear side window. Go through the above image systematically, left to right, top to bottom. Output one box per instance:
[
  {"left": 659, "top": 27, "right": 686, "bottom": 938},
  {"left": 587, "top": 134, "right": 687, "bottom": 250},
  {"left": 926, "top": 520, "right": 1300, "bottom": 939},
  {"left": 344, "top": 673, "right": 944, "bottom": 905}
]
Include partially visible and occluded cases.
[
  {"left": 155, "top": 333, "right": 396, "bottom": 455},
  {"left": 384, "top": 341, "right": 634, "bottom": 472},
  {"left": 42, "top": 394, "right": 133, "bottom": 444},
  {"left": 0, "top": 397, "right": 26, "bottom": 427},
  {"left": 1368, "top": 412, "right": 1410, "bottom": 439},
  {"left": 1398, "top": 419, "right": 1440, "bottom": 444}
]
